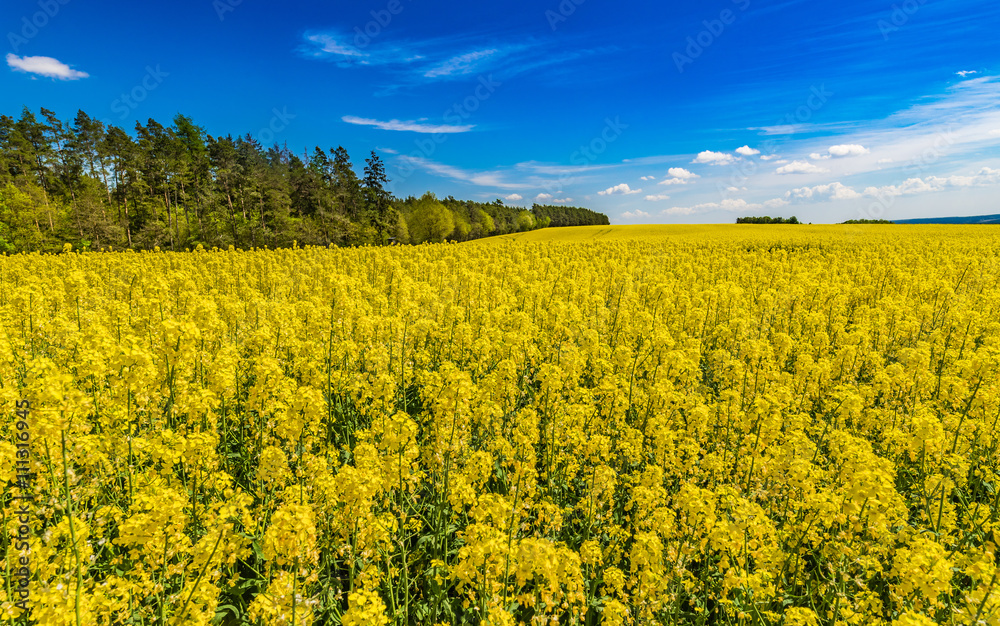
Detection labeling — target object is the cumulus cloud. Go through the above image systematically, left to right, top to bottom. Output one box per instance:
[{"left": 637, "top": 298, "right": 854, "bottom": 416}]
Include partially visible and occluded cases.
[
  {"left": 6, "top": 54, "right": 89, "bottom": 80},
  {"left": 343, "top": 115, "right": 473, "bottom": 133},
  {"left": 828, "top": 144, "right": 871, "bottom": 157},
  {"left": 736, "top": 145, "right": 760, "bottom": 156},
  {"left": 692, "top": 151, "right": 735, "bottom": 165},
  {"left": 760, "top": 154, "right": 781, "bottom": 161},
  {"left": 776, "top": 160, "right": 829, "bottom": 175},
  {"left": 668, "top": 167, "right": 698, "bottom": 179},
  {"left": 864, "top": 167, "right": 1000, "bottom": 198},
  {"left": 659, "top": 168, "right": 700, "bottom": 186},
  {"left": 640, "top": 175, "right": 656, "bottom": 181},
  {"left": 786, "top": 182, "right": 862, "bottom": 201},
  {"left": 598, "top": 183, "right": 641, "bottom": 196},
  {"left": 534, "top": 193, "right": 573, "bottom": 203},
  {"left": 504, "top": 194, "right": 523, "bottom": 202},
  {"left": 644, "top": 194, "right": 671, "bottom": 201},
  {"left": 662, "top": 198, "right": 770, "bottom": 215},
  {"left": 622, "top": 210, "right": 650, "bottom": 219}
]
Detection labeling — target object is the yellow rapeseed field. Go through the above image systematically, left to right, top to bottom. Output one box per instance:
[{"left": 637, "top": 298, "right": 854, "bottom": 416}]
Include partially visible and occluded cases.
[{"left": 1, "top": 225, "right": 999, "bottom": 625}]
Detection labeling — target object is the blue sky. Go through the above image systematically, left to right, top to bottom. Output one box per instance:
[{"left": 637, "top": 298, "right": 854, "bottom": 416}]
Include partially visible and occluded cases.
[{"left": 3, "top": 0, "right": 999, "bottom": 223}]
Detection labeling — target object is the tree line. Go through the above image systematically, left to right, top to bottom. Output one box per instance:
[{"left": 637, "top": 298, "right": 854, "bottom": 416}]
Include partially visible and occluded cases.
[
  {"left": 0, "top": 107, "right": 608, "bottom": 253},
  {"left": 736, "top": 216, "right": 801, "bottom": 224}
]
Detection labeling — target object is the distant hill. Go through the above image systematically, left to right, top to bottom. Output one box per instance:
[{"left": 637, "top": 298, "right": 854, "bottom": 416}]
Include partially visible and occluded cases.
[{"left": 894, "top": 214, "right": 1000, "bottom": 224}]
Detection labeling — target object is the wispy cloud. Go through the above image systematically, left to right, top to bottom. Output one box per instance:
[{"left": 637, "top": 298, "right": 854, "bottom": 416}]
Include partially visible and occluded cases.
[
  {"left": 301, "top": 30, "right": 603, "bottom": 87},
  {"left": 424, "top": 49, "right": 499, "bottom": 78},
  {"left": 6, "top": 54, "right": 88, "bottom": 80},
  {"left": 342, "top": 116, "right": 474, "bottom": 133},
  {"left": 397, "top": 155, "right": 523, "bottom": 189}
]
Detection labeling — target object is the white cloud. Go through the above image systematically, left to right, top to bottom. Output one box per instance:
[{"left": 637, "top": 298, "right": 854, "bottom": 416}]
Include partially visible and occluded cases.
[
  {"left": 304, "top": 34, "right": 366, "bottom": 59},
  {"left": 424, "top": 49, "right": 498, "bottom": 78},
  {"left": 6, "top": 54, "right": 89, "bottom": 80},
  {"left": 957, "top": 70, "right": 979, "bottom": 78},
  {"left": 343, "top": 116, "right": 473, "bottom": 134},
  {"left": 990, "top": 129, "right": 1000, "bottom": 137},
  {"left": 828, "top": 144, "right": 871, "bottom": 157},
  {"left": 736, "top": 145, "right": 760, "bottom": 156},
  {"left": 692, "top": 150, "right": 735, "bottom": 165},
  {"left": 809, "top": 153, "right": 830, "bottom": 161},
  {"left": 760, "top": 154, "right": 781, "bottom": 161},
  {"left": 397, "top": 155, "right": 521, "bottom": 189},
  {"left": 877, "top": 158, "right": 895, "bottom": 164},
  {"left": 776, "top": 160, "right": 829, "bottom": 175},
  {"left": 659, "top": 167, "right": 700, "bottom": 186},
  {"left": 668, "top": 167, "right": 698, "bottom": 179},
  {"left": 864, "top": 167, "right": 1000, "bottom": 198},
  {"left": 640, "top": 175, "right": 656, "bottom": 181},
  {"left": 786, "top": 182, "right": 862, "bottom": 201},
  {"left": 598, "top": 183, "right": 641, "bottom": 196},
  {"left": 534, "top": 193, "right": 574, "bottom": 204},
  {"left": 504, "top": 194, "right": 523, "bottom": 202},
  {"left": 644, "top": 194, "right": 671, "bottom": 201},
  {"left": 663, "top": 198, "right": 765, "bottom": 215},
  {"left": 621, "top": 210, "right": 650, "bottom": 219}
]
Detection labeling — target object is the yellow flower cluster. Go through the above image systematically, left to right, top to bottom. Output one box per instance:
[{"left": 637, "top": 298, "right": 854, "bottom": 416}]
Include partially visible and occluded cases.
[{"left": 1, "top": 224, "right": 1000, "bottom": 625}]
